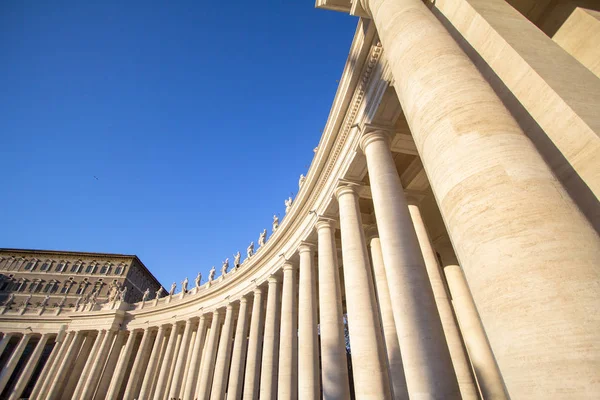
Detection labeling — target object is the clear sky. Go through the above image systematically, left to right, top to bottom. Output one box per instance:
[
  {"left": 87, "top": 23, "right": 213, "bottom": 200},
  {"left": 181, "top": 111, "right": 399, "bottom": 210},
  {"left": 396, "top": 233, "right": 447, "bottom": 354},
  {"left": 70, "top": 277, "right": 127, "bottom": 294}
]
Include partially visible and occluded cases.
[{"left": 0, "top": 1, "right": 358, "bottom": 287}]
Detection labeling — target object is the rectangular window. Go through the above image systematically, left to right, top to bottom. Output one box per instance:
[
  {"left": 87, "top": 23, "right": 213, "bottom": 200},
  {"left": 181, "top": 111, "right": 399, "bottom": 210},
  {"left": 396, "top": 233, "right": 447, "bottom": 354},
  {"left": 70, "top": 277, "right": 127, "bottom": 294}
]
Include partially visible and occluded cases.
[
  {"left": 24, "top": 262, "right": 35, "bottom": 271},
  {"left": 40, "top": 262, "right": 51, "bottom": 272},
  {"left": 56, "top": 263, "right": 66, "bottom": 272},
  {"left": 70, "top": 264, "right": 79, "bottom": 273},
  {"left": 86, "top": 265, "right": 95, "bottom": 274},
  {"left": 99, "top": 266, "right": 109, "bottom": 274},
  {"left": 114, "top": 266, "right": 124, "bottom": 275},
  {"left": 18, "top": 282, "right": 27, "bottom": 292},
  {"left": 28, "top": 282, "right": 37, "bottom": 292},
  {"left": 43, "top": 283, "right": 53, "bottom": 293},
  {"left": 60, "top": 285, "right": 70, "bottom": 294},
  {"left": 76, "top": 285, "right": 86, "bottom": 295}
]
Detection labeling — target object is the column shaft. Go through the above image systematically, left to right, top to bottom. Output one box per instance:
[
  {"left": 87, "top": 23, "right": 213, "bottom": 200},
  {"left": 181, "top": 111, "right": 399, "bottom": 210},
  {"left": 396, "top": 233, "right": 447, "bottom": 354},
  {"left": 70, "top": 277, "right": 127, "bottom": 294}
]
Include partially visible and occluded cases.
[
  {"left": 362, "top": 0, "right": 600, "bottom": 396},
  {"left": 335, "top": 185, "right": 391, "bottom": 399},
  {"left": 316, "top": 220, "right": 351, "bottom": 400},
  {"left": 368, "top": 235, "right": 409, "bottom": 399},
  {"left": 298, "top": 244, "right": 320, "bottom": 400},
  {"left": 278, "top": 263, "right": 298, "bottom": 400},
  {"left": 259, "top": 276, "right": 281, "bottom": 400},
  {"left": 243, "top": 288, "right": 265, "bottom": 400},
  {"left": 227, "top": 297, "right": 249, "bottom": 400},
  {"left": 211, "top": 305, "right": 235, "bottom": 400},
  {"left": 196, "top": 310, "right": 222, "bottom": 400},
  {"left": 182, "top": 316, "right": 207, "bottom": 400},
  {"left": 169, "top": 320, "right": 194, "bottom": 398},
  {"left": 153, "top": 324, "right": 180, "bottom": 400},
  {"left": 138, "top": 326, "right": 166, "bottom": 400},
  {"left": 123, "top": 327, "right": 153, "bottom": 400},
  {"left": 82, "top": 330, "right": 116, "bottom": 400},
  {"left": 106, "top": 330, "right": 138, "bottom": 400},
  {"left": 32, "top": 331, "right": 73, "bottom": 399},
  {"left": 46, "top": 331, "right": 85, "bottom": 400},
  {"left": 95, "top": 331, "right": 127, "bottom": 397},
  {"left": 69, "top": 332, "right": 101, "bottom": 399},
  {"left": 0, "top": 333, "right": 31, "bottom": 393},
  {"left": 8, "top": 333, "right": 51, "bottom": 400},
  {"left": 0, "top": 334, "right": 14, "bottom": 358}
]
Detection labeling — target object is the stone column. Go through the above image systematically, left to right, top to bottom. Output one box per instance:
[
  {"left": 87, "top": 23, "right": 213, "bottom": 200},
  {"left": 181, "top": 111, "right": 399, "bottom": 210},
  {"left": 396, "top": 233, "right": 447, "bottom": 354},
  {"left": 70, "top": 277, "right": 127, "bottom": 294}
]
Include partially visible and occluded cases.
[
  {"left": 358, "top": 0, "right": 600, "bottom": 396},
  {"left": 359, "top": 131, "right": 460, "bottom": 398},
  {"left": 335, "top": 184, "right": 392, "bottom": 399},
  {"left": 406, "top": 200, "right": 479, "bottom": 399},
  {"left": 315, "top": 219, "right": 351, "bottom": 400},
  {"left": 367, "top": 230, "right": 409, "bottom": 399},
  {"left": 438, "top": 239, "right": 508, "bottom": 400},
  {"left": 298, "top": 243, "right": 320, "bottom": 400},
  {"left": 278, "top": 261, "right": 298, "bottom": 400},
  {"left": 259, "top": 275, "right": 281, "bottom": 400},
  {"left": 243, "top": 288, "right": 265, "bottom": 400},
  {"left": 227, "top": 296, "right": 250, "bottom": 400},
  {"left": 211, "top": 304, "right": 235, "bottom": 400},
  {"left": 196, "top": 310, "right": 222, "bottom": 400},
  {"left": 183, "top": 316, "right": 207, "bottom": 400},
  {"left": 169, "top": 319, "right": 194, "bottom": 398},
  {"left": 153, "top": 323, "right": 180, "bottom": 400},
  {"left": 138, "top": 326, "right": 166, "bottom": 400},
  {"left": 123, "top": 327, "right": 153, "bottom": 400},
  {"left": 46, "top": 330, "right": 85, "bottom": 400},
  {"left": 82, "top": 330, "right": 117, "bottom": 400},
  {"left": 106, "top": 330, "right": 138, "bottom": 400},
  {"left": 31, "top": 331, "right": 73, "bottom": 399},
  {"left": 71, "top": 331, "right": 102, "bottom": 399},
  {"left": 95, "top": 331, "right": 126, "bottom": 396},
  {"left": 0, "top": 333, "right": 31, "bottom": 393},
  {"left": 0, "top": 333, "right": 14, "bottom": 358},
  {"left": 8, "top": 333, "right": 51, "bottom": 400}
]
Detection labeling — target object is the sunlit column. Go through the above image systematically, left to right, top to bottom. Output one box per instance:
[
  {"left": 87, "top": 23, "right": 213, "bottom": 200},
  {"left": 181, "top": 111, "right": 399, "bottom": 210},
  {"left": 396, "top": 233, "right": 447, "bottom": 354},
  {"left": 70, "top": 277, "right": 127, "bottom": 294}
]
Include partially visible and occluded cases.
[
  {"left": 335, "top": 184, "right": 391, "bottom": 399},
  {"left": 315, "top": 219, "right": 351, "bottom": 400},
  {"left": 278, "top": 261, "right": 298, "bottom": 400},
  {"left": 259, "top": 275, "right": 281, "bottom": 400},
  {"left": 243, "top": 288, "right": 265, "bottom": 400},
  {"left": 227, "top": 296, "right": 250, "bottom": 400},
  {"left": 211, "top": 304, "right": 235, "bottom": 400},
  {"left": 196, "top": 310, "right": 222, "bottom": 400},
  {"left": 182, "top": 316, "right": 207, "bottom": 400},
  {"left": 169, "top": 319, "right": 194, "bottom": 398},
  {"left": 153, "top": 323, "right": 180, "bottom": 400},
  {"left": 138, "top": 325, "right": 166, "bottom": 400},
  {"left": 123, "top": 327, "right": 153, "bottom": 400},
  {"left": 81, "top": 329, "right": 117, "bottom": 400},
  {"left": 46, "top": 330, "right": 85, "bottom": 400},
  {"left": 106, "top": 330, "right": 138, "bottom": 400},
  {"left": 31, "top": 331, "right": 73, "bottom": 399},
  {"left": 72, "top": 331, "right": 103, "bottom": 399},
  {"left": 0, "top": 333, "right": 32, "bottom": 393},
  {"left": 0, "top": 333, "right": 14, "bottom": 358},
  {"left": 8, "top": 333, "right": 51, "bottom": 400}
]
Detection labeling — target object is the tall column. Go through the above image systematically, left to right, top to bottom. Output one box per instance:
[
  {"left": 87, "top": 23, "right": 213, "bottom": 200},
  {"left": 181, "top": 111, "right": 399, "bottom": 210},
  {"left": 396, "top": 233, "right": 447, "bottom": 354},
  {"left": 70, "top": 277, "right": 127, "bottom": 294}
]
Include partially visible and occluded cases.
[
  {"left": 358, "top": 0, "right": 600, "bottom": 396},
  {"left": 359, "top": 131, "right": 460, "bottom": 398},
  {"left": 335, "top": 184, "right": 392, "bottom": 399},
  {"left": 407, "top": 200, "right": 479, "bottom": 399},
  {"left": 315, "top": 219, "right": 351, "bottom": 400},
  {"left": 367, "top": 231, "right": 409, "bottom": 399},
  {"left": 438, "top": 238, "right": 508, "bottom": 400},
  {"left": 298, "top": 243, "right": 320, "bottom": 400},
  {"left": 278, "top": 261, "right": 298, "bottom": 400},
  {"left": 259, "top": 275, "right": 281, "bottom": 400},
  {"left": 243, "top": 288, "right": 265, "bottom": 400},
  {"left": 227, "top": 296, "right": 250, "bottom": 400},
  {"left": 211, "top": 304, "right": 235, "bottom": 400},
  {"left": 196, "top": 310, "right": 222, "bottom": 400},
  {"left": 183, "top": 316, "right": 207, "bottom": 400},
  {"left": 169, "top": 319, "right": 194, "bottom": 398},
  {"left": 153, "top": 323, "right": 179, "bottom": 400},
  {"left": 138, "top": 325, "right": 166, "bottom": 400},
  {"left": 123, "top": 327, "right": 153, "bottom": 400},
  {"left": 81, "top": 329, "right": 117, "bottom": 400},
  {"left": 106, "top": 330, "right": 138, "bottom": 400},
  {"left": 31, "top": 331, "right": 73, "bottom": 399},
  {"left": 46, "top": 331, "right": 85, "bottom": 400},
  {"left": 95, "top": 331, "right": 127, "bottom": 396},
  {"left": 71, "top": 332, "right": 103, "bottom": 399},
  {"left": 0, "top": 333, "right": 32, "bottom": 393},
  {"left": 8, "top": 333, "right": 50, "bottom": 400},
  {"left": 0, "top": 334, "right": 14, "bottom": 358}
]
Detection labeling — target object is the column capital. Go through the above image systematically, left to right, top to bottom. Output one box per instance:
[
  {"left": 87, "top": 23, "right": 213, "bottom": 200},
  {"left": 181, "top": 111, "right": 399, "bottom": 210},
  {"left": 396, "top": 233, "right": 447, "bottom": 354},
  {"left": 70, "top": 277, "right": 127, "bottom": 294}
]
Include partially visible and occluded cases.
[
  {"left": 359, "top": 127, "right": 393, "bottom": 153},
  {"left": 334, "top": 183, "right": 360, "bottom": 200},
  {"left": 315, "top": 217, "right": 337, "bottom": 232},
  {"left": 364, "top": 224, "right": 379, "bottom": 241},
  {"left": 298, "top": 241, "right": 316, "bottom": 254},
  {"left": 282, "top": 261, "right": 296, "bottom": 272},
  {"left": 268, "top": 274, "right": 279, "bottom": 284},
  {"left": 253, "top": 286, "right": 263, "bottom": 295},
  {"left": 240, "top": 295, "right": 249, "bottom": 304},
  {"left": 226, "top": 303, "right": 234, "bottom": 311},
  {"left": 213, "top": 309, "right": 221, "bottom": 317}
]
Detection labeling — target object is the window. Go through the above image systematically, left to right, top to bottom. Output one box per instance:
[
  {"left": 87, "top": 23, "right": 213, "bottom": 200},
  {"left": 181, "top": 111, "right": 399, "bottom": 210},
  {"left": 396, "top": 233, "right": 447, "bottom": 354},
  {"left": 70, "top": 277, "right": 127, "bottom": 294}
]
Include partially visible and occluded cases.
[
  {"left": 24, "top": 261, "right": 36, "bottom": 271},
  {"left": 40, "top": 261, "right": 52, "bottom": 272},
  {"left": 56, "top": 262, "right": 66, "bottom": 273},
  {"left": 71, "top": 264, "right": 81, "bottom": 273},
  {"left": 85, "top": 264, "right": 96, "bottom": 274},
  {"left": 99, "top": 264, "right": 110, "bottom": 274},
  {"left": 114, "top": 266, "right": 124, "bottom": 275},
  {"left": 0, "top": 281, "right": 8, "bottom": 291},
  {"left": 17, "top": 281, "right": 27, "bottom": 292},
  {"left": 28, "top": 282, "right": 37, "bottom": 292},
  {"left": 43, "top": 282, "right": 55, "bottom": 293},
  {"left": 60, "top": 284, "right": 70, "bottom": 294},
  {"left": 75, "top": 284, "right": 86, "bottom": 295}
]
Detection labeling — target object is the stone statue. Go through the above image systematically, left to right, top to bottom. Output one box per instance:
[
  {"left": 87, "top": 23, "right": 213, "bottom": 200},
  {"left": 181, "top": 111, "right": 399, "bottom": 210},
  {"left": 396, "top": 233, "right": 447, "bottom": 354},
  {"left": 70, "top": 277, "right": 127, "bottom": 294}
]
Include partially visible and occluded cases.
[
  {"left": 299, "top": 174, "right": 306, "bottom": 188},
  {"left": 285, "top": 197, "right": 293, "bottom": 213},
  {"left": 272, "top": 214, "right": 279, "bottom": 232},
  {"left": 258, "top": 229, "right": 267, "bottom": 247},
  {"left": 247, "top": 242, "right": 254, "bottom": 258},
  {"left": 234, "top": 251, "right": 241, "bottom": 269},
  {"left": 221, "top": 258, "right": 229, "bottom": 275},
  {"left": 208, "top": 266, "right": 216, "bottom": 283},
  {"left": 195, "top": 272, "right": 202, "bottom": 288},
  {"left": 182, "top": 277, "right": 189, "bottom": 292},
  {"left": 108, "top": 282, "right": 120, "bottom": 302},
  {"left": 169, "top": 282, "right": 177, "bottom": 296},
  {"left": 118, "top": 287, "right": 127, "bottom": 302},
  {"left": 156, "top": 287, "right": 165, "bottom": 299},
  {"left": 142, "top": 288, "right": 150, "bottom": 302},
  {"left": 4, "top": 293, "right": 14, "bottom": 306},
  {"left": 23, "top": 294, "right": 32, "bottom": 307},
  {"left": 40, "top": 295, "right": 50, "bottom": 307}
]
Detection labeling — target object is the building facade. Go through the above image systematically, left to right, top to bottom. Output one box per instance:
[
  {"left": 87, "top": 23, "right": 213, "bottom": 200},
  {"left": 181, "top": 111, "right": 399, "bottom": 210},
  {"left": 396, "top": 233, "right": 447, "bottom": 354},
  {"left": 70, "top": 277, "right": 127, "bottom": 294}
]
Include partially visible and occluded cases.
[{"left": 0, "top": 0, "right": 599, "bottom": 399}]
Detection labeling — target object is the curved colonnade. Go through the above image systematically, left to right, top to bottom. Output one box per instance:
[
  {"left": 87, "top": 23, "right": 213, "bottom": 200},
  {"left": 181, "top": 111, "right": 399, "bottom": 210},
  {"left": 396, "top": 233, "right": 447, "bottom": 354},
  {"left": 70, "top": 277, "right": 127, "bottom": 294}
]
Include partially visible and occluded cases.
[{"left": 1, "top": 1, "right": 600, "bottom": 399}]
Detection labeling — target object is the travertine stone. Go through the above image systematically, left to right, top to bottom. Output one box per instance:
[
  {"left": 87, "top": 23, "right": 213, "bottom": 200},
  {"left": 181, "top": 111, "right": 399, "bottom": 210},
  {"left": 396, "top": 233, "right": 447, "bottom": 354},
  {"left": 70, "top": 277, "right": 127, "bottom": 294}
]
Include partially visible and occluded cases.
[
  {"left": 360, "top": 0, "right": 600, "bottom": 397},
  {"left": 335, "top": 184, "right": 392, "bottom": 399},
  {"left": 408, "top": 201, "right": 478, "bottom": 399},
  {"left": 316, "top": 219, "right": 351, "bottom": 400},
  {"left": 367, "top": 233, "right": 408, "bottom": 399},
  {"left": 278, "top": 262, "right": 298, "bottom": 400},
  {"left": 260, "top": 276, "right": 281, "bottom": 400},
  {"left": 243, "top": 288, "right": 265, "bottom": 400},
  {"left": 227, "top": 296, "right": 250, "bottom": 400},
  {"left": 211, "top": 304, "right": 235, "bottom": 400},
  {"left": 196, "top": 310, "right": 222, "bottom": 400},
  {"left": 183, "top": 316, "right": 207, "bottom": 400},
  {"left": 169, "top": 319, "right": 194, "bottom": 398},
  {"left": 153, "top": 324, "right": 179, "bottom": 400},
  {"left": 138, "top": 326, "right": 166, "bottom": 400},
  {"left": 123, "top": 327, "right": 153, "bottom": 400},
  {"left": 46, "top": 330, "right": 85, "bottom": 400},
  {"left": 82, "top": 330, "right": 117, "bottom": 400},
  {"left": 106, "top": 330, "right": 138, "bottom": 400},
  {"left": 32, "top": 331, "right": 73, "bottom": 399},
  {"left": 95, "top": 331, "right": 127, "bottom": 397},
  {"left": 68, "top": 332, "right": 99, "bottom": 399},
  {"left": 0, "top": 333, "right": 31, "bottom": 393},
  {"left": 8, "top": 333, "right": 51, "bottom": 400},
  {"left": 0, "top": 334, "right": 14, "bottom": 358}
]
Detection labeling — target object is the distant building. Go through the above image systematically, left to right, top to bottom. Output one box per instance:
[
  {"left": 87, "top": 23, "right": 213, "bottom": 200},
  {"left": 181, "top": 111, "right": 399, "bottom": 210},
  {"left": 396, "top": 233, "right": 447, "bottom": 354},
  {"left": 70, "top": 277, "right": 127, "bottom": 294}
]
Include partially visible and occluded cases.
[{"left": 0, "top": 249, "right": 163, "bottom": 306}]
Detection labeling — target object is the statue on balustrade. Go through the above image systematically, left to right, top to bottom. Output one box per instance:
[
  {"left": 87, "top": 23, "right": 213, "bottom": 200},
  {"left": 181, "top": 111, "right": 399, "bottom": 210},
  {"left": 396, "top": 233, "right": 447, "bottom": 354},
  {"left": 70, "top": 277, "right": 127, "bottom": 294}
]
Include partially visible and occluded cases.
[
  {"left": 299, "top": 174, "right": 306, "bottom": 188},
  {"left": 285, "top": 197, "right": 293, "bottom": 213},
  {"left": 273, "top": 214, "right": 279, "bottom": 231},
  {"left": 258, "top": 229, "right": 267, "bottom": 247},
  {"left": 247, "top": 242, "right": 254, "bottom": 258},
  {"left": 234, "top": 252, "right": 241, "bottom": 269},
  {"left": 222, "top": 258, "right": 229, "bottom": 275},
  {"left": 208, "top": 266, "right": 216, "bottom": 283},
  {"left": 195, "top": 272, "right": 202, "bottom": 288},
  {"left": 182, "top": 277, "right": 189, "bottom": 292},
  {"left": 169, "top": 282, "right": 177, "bottom": 296},
  {"left": 118, "top": 287, "right": 127, "bottom": 302},
  {"left": 156, "top": 287, "right": 165, "bottom": 299},
  {"left": 142, "top": 288, "right": 150, "bottom": 302}
]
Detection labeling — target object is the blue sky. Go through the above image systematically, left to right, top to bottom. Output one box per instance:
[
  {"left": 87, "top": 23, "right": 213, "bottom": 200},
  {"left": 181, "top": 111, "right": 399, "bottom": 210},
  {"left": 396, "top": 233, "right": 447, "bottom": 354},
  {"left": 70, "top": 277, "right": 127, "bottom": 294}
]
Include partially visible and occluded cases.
[{"left": 0, "top": 1, "right": 357, "bottom": 286}]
